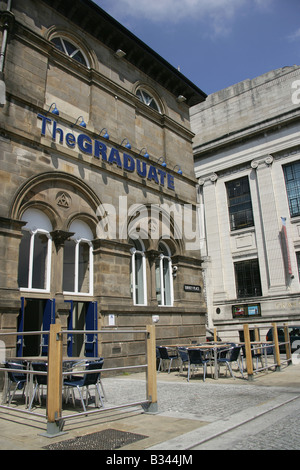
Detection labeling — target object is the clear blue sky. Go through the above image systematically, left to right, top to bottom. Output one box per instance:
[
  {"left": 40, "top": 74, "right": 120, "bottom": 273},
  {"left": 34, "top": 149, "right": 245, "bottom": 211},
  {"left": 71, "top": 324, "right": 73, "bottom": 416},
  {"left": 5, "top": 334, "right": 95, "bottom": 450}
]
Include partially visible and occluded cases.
[{"left": 93, "top": 0, "right": 300, "bottom": 95}]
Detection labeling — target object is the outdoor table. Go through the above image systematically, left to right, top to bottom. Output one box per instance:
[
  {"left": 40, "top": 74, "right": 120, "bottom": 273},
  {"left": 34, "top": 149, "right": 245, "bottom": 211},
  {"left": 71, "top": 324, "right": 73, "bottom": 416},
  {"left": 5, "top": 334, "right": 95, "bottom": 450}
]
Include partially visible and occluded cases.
[
  {"left": 163, "top": 343, "right": 232, "bottom": 380},
  {"left": 187, "top": 344, "right": 233, "bottom": 380},
  {"left": 6, "top": 357, "right": 102, "bottom": 408}
]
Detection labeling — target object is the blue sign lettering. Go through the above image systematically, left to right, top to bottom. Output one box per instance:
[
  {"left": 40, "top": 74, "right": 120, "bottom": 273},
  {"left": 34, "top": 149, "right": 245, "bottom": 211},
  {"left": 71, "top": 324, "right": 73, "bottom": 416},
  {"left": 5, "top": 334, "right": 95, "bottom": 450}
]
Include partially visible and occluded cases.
[{"left": 37, "top": 114, "right": 177, "bottom": 190}]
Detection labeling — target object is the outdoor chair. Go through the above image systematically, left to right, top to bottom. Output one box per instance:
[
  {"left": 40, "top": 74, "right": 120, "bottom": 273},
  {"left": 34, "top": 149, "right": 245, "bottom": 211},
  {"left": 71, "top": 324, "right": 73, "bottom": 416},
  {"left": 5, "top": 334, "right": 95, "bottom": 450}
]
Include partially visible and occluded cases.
[
  {"left": 251, "top": 345, "right": 265, "bottom": 372},
  {"left": 157, "top": 346, "right": 178, "bottom": 373},
  {"left": 217, "top": 346, "right": 244, "bottom": 378},
  {"left": 156, "top": 347, "right": 161, "bottom": 371},
  {"left": 177, "top": 347, "right": 189, "bottom": 372},
  {"left": 187, "top": 349, "right": 209, "bottom": 382},
  {"left": 64, "top": 359, "right": 105, "bottom": 412},
  {"left": 4, "top": 361, "right": 27, "bottom": 405},
  {"left": 28, "top": 362, "right": 48, "bottom": 410}
]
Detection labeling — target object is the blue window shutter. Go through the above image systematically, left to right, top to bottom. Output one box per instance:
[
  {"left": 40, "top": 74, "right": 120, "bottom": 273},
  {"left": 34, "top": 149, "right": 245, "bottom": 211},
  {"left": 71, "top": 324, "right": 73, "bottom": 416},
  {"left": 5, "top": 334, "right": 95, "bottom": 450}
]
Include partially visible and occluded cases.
[
  {"left": 17, "top": 297, "right": 25, "bottom": 357},
  {"left": 41, "top": 299, "right": 55, "bottom": 356},
  {"left": 65, "top": 300, "right": 73, "bottom": 357},
  {"left": 85, "top": 301, "right": 98, "bottom": 357}
]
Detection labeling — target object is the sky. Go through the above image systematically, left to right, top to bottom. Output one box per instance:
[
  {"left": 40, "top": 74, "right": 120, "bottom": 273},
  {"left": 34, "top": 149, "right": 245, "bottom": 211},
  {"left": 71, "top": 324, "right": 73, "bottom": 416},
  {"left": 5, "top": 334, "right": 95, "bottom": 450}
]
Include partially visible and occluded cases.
[{"left": 92, "top": 0, "right": 300, "bottom": 96}]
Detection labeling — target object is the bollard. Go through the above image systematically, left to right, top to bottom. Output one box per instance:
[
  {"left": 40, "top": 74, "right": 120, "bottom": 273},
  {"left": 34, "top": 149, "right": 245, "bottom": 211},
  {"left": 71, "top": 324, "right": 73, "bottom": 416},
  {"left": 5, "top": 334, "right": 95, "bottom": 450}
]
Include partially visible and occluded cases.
[
  {"left": 272, "top": 322, "right": 281, "bottom": 371},
  {"left": 41, "top": 323, "right": 66, "bottom": 437},
  {"left": 145, "top": 324, "right": 158, "bottom": 413},
  {"left": 243, "top": 324, "right": 254, "bottom": 380}
]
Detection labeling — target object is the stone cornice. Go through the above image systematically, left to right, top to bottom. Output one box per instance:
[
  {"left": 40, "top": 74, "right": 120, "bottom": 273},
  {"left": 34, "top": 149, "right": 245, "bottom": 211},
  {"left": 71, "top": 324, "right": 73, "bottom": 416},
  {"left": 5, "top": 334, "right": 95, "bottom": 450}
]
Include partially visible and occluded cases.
[{"left": 193, "top": 107, "right": 300, "bottom": 159}]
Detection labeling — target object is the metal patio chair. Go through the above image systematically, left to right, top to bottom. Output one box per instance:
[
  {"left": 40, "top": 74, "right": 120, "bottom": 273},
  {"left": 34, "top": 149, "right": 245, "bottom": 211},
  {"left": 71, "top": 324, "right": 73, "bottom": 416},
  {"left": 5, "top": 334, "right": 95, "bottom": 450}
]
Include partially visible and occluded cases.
[
  {"left": 217, "top": 345, "right": 244, "bottom": 378},
  {"left": 157, "top": 346, "right": 178, "bottom": 373},
  {"left": 177, "top": 347, "right": 189, "bottom": 372},
  {"left": 187, "top": 349, "right": 209, "bottom": 382},
  {"left": 64, "top": 359, "right": 105, "bottom": 412},
  {"left": 4, "top": 361, "right": 27, "bottom": 405},
  {"left": 28, "top": 362, "right": 48, "bottom": 410}
]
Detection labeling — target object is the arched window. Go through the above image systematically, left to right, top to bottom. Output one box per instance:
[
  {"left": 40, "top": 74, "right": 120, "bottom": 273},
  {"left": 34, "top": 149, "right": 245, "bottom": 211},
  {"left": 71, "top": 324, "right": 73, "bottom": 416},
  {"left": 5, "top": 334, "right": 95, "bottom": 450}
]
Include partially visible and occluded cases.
[
  {"left": 51, "top": 36, "right": 90, "bottom": 68},
  {"left": 136, "top": 88, "right": 161, "bottom": 113},
  {"left": 18, "top": 209, "right": 52, "bottom": 292},
  {"left": 63, "top": 220, "right": 94, "bottom": 295},
  {"left": 130, "top": 238, "right": 147, "bottom": 306},
  {"left": 155, "top": 242, "right": 173, "bottom": 306}
]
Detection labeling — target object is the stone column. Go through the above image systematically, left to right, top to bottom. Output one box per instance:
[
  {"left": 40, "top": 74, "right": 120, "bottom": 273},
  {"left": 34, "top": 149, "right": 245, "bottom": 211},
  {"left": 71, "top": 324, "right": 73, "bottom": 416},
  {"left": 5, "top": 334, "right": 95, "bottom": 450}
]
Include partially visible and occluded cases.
[
  {"left": 251, "top": 156, "right": 287, "bottom": 292},
  {"left": 199, "top": 174, "right": 227, "bottom": 301}
]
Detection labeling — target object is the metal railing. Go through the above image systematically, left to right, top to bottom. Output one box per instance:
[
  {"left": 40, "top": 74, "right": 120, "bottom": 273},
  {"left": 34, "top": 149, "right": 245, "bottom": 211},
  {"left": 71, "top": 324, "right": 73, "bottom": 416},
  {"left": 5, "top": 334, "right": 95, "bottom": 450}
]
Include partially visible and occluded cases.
[
  {"left": 240, "top": 323, "right": 292, "bottom": 380},
  {"left": 0, "top": 324, "right": 157, "bottom": 437}
]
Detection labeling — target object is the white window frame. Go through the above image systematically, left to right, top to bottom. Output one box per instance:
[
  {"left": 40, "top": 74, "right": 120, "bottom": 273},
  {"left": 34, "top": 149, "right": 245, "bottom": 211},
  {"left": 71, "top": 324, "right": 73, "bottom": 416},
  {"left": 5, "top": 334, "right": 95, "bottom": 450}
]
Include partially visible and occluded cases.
[
  {"left": 20, "top": 228, "right": 52, "bottom": 293},
  {"left": 63, "top": 237, "right": 94, "bottom": 297},
  {"left": 130, "top": 241, "right": 147, "bottom": 306},
  {"left": 156, "top": 242, "right": 174, "bottom": 307}
]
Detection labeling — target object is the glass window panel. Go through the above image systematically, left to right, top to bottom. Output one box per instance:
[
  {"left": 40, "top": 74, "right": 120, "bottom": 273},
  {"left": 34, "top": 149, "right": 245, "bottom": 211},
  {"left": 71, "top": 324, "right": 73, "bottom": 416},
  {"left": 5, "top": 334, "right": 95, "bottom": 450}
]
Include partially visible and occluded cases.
[
  {"left": 51, "top": 37, "right": 88, "bottom": 67},
  {"left": 51, "top": 37, "right": 64, "bottom": 53},
  {"left": 63, "top": 39, "right": 77, "bottom": 56},
  {"left": 136, "top": 89, "right": 160, "bottom": 112},
  {"left": 284, "top": 162, "right": 300, "bottom": 217},
  {"left": 226, "top": 177, "right": 254, "bottom": 231},
  {"left": 18, "top": 230, "right": 31, "bottom": 288},
  {"left": 32, "top": 233, "right": 48, "bottom": 289},
  {"left": 63, "top": 240, "right": 76, "bottom": 292},
  {"left": 78, "top": 242, "right": 90, "bottom": 293},
  {"left": 156, "top": 242, "right": 173, "bottom": 306},
  {"left": 135, "top": 252, "right": 144, "bottom": 305},
  {"left": 297, "top": 252, "right": 300, "bottom": 280},
  {"left": 163, "top": 257, "right": 171, "bottom": 306},
  {"left": 155, "top": 259, "right": 162, "bottom": 305},
  {"left": 234, "top": 259, "right": 262, "bottom": 298}
]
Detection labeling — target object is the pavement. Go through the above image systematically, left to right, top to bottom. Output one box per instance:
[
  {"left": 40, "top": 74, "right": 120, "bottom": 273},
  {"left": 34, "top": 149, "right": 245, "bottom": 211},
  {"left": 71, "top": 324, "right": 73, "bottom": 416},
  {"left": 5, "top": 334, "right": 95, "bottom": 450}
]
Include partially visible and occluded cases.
[{"left": 0, "top": 359, "right": 300, "bottom": 451}]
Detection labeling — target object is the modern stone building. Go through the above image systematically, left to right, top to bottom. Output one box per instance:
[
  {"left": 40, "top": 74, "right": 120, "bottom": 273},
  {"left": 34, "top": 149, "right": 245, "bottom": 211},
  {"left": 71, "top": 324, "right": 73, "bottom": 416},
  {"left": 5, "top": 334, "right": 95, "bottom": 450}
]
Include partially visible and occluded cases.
[
  {"left": 0, "top": 0, "right": 207, "bottom": 365},
  {"left": 191, "top": 65, "right": 300, "bottom": 342}
]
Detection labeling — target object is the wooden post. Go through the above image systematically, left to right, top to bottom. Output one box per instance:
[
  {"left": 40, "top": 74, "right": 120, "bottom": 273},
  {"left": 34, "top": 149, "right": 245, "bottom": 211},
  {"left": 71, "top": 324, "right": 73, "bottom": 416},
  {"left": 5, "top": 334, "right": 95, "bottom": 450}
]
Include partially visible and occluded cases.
[
  {"left": 272, "top": 322, "right": 281, "bottom": 371},
  {"left": 43, "top": 323, "right": 65, "bottom": 437},
  {"left": 146, "top": 324, "right": 158, "bottom": 413},
  {"left": 243, "top": 324, "right": 253, "bottom": 380},
  {"left": 283, "top": 324, "right": 292, "bottom": 363},
  {"left": 254, "top": 327, "right": 261, "bottom": 355},
  {"left": 213, "top": 328, "right": 217, "bottom": 342}
]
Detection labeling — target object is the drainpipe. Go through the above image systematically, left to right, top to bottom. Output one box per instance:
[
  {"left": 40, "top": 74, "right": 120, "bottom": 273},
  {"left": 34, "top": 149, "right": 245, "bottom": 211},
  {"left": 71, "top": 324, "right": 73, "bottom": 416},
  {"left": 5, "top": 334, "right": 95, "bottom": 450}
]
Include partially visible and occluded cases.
[{"left": 0, "top": 0, "right": 14, "bottom": 105}]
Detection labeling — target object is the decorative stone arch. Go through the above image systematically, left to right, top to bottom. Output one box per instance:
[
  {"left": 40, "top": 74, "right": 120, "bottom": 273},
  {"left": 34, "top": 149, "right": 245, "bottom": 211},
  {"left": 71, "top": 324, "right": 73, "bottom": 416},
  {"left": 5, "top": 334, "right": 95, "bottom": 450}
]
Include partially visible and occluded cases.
[
  {"left": 45, "top": 25, "right": 97, "bottom": 70},
  {"left": 133, "top": 81, "right": 166, "bottom": 115},
  {"left": 10, "top": 171, "right": 102, "bottom": 236},
  {"left": 124, "top": 203, "right": 184, "bottom": 255},
  {"left": 66, "top": 212, "right": 99, "bottom": 240}
]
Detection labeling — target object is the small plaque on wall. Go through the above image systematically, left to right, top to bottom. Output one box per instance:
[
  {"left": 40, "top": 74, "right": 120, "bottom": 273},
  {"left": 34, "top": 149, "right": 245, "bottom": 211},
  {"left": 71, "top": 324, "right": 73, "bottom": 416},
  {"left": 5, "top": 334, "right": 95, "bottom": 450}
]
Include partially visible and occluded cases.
[{"left": 184, "top": 284, "right": 201, "bottom": 293}]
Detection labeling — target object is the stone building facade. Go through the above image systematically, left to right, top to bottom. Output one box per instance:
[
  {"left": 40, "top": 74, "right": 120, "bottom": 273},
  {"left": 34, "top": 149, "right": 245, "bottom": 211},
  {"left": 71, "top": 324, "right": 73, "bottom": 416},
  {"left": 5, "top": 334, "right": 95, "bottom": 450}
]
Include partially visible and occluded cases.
[
  {"left": 0, "top": 0, "right": 207, "bottom": 366},
  {"left": 191, "top": 65, "right": 300, "bottom": 342}
]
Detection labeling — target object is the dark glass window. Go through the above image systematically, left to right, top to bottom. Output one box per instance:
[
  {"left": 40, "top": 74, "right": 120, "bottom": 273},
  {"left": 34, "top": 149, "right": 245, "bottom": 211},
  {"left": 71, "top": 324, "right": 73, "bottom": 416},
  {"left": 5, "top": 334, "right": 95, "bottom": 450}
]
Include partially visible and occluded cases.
[
  {"left": 51, "top": 37, "right": 88, "bottom": 67},
  {"left": 136, "top": 89, "right": 161, "bottom": 113},
  {"left": 283, "top": 161, "right": 300, "bottom": 217},
  {"left": 226, "top": 176, "right": 254, "bottom": 231},
  {"left": 296, "top": 252, "right": 300, "bottom": 280},
  {"left": 234, "top": 259, "right": 262, "bottom": 298}
]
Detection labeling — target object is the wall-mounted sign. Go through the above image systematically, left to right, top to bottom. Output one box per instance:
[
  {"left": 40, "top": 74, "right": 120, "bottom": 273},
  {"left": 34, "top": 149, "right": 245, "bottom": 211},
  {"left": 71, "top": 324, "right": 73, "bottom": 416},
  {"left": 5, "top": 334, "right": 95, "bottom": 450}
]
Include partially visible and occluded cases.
[
  {"left": 37, "top": 114, "right": 176, "bottom": 190},
  {"left": 184, "top": 284, "right": 201, "bottom": 293},
  {"left": 232, "top": 304, "right": 261, "bottom": 318}
]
